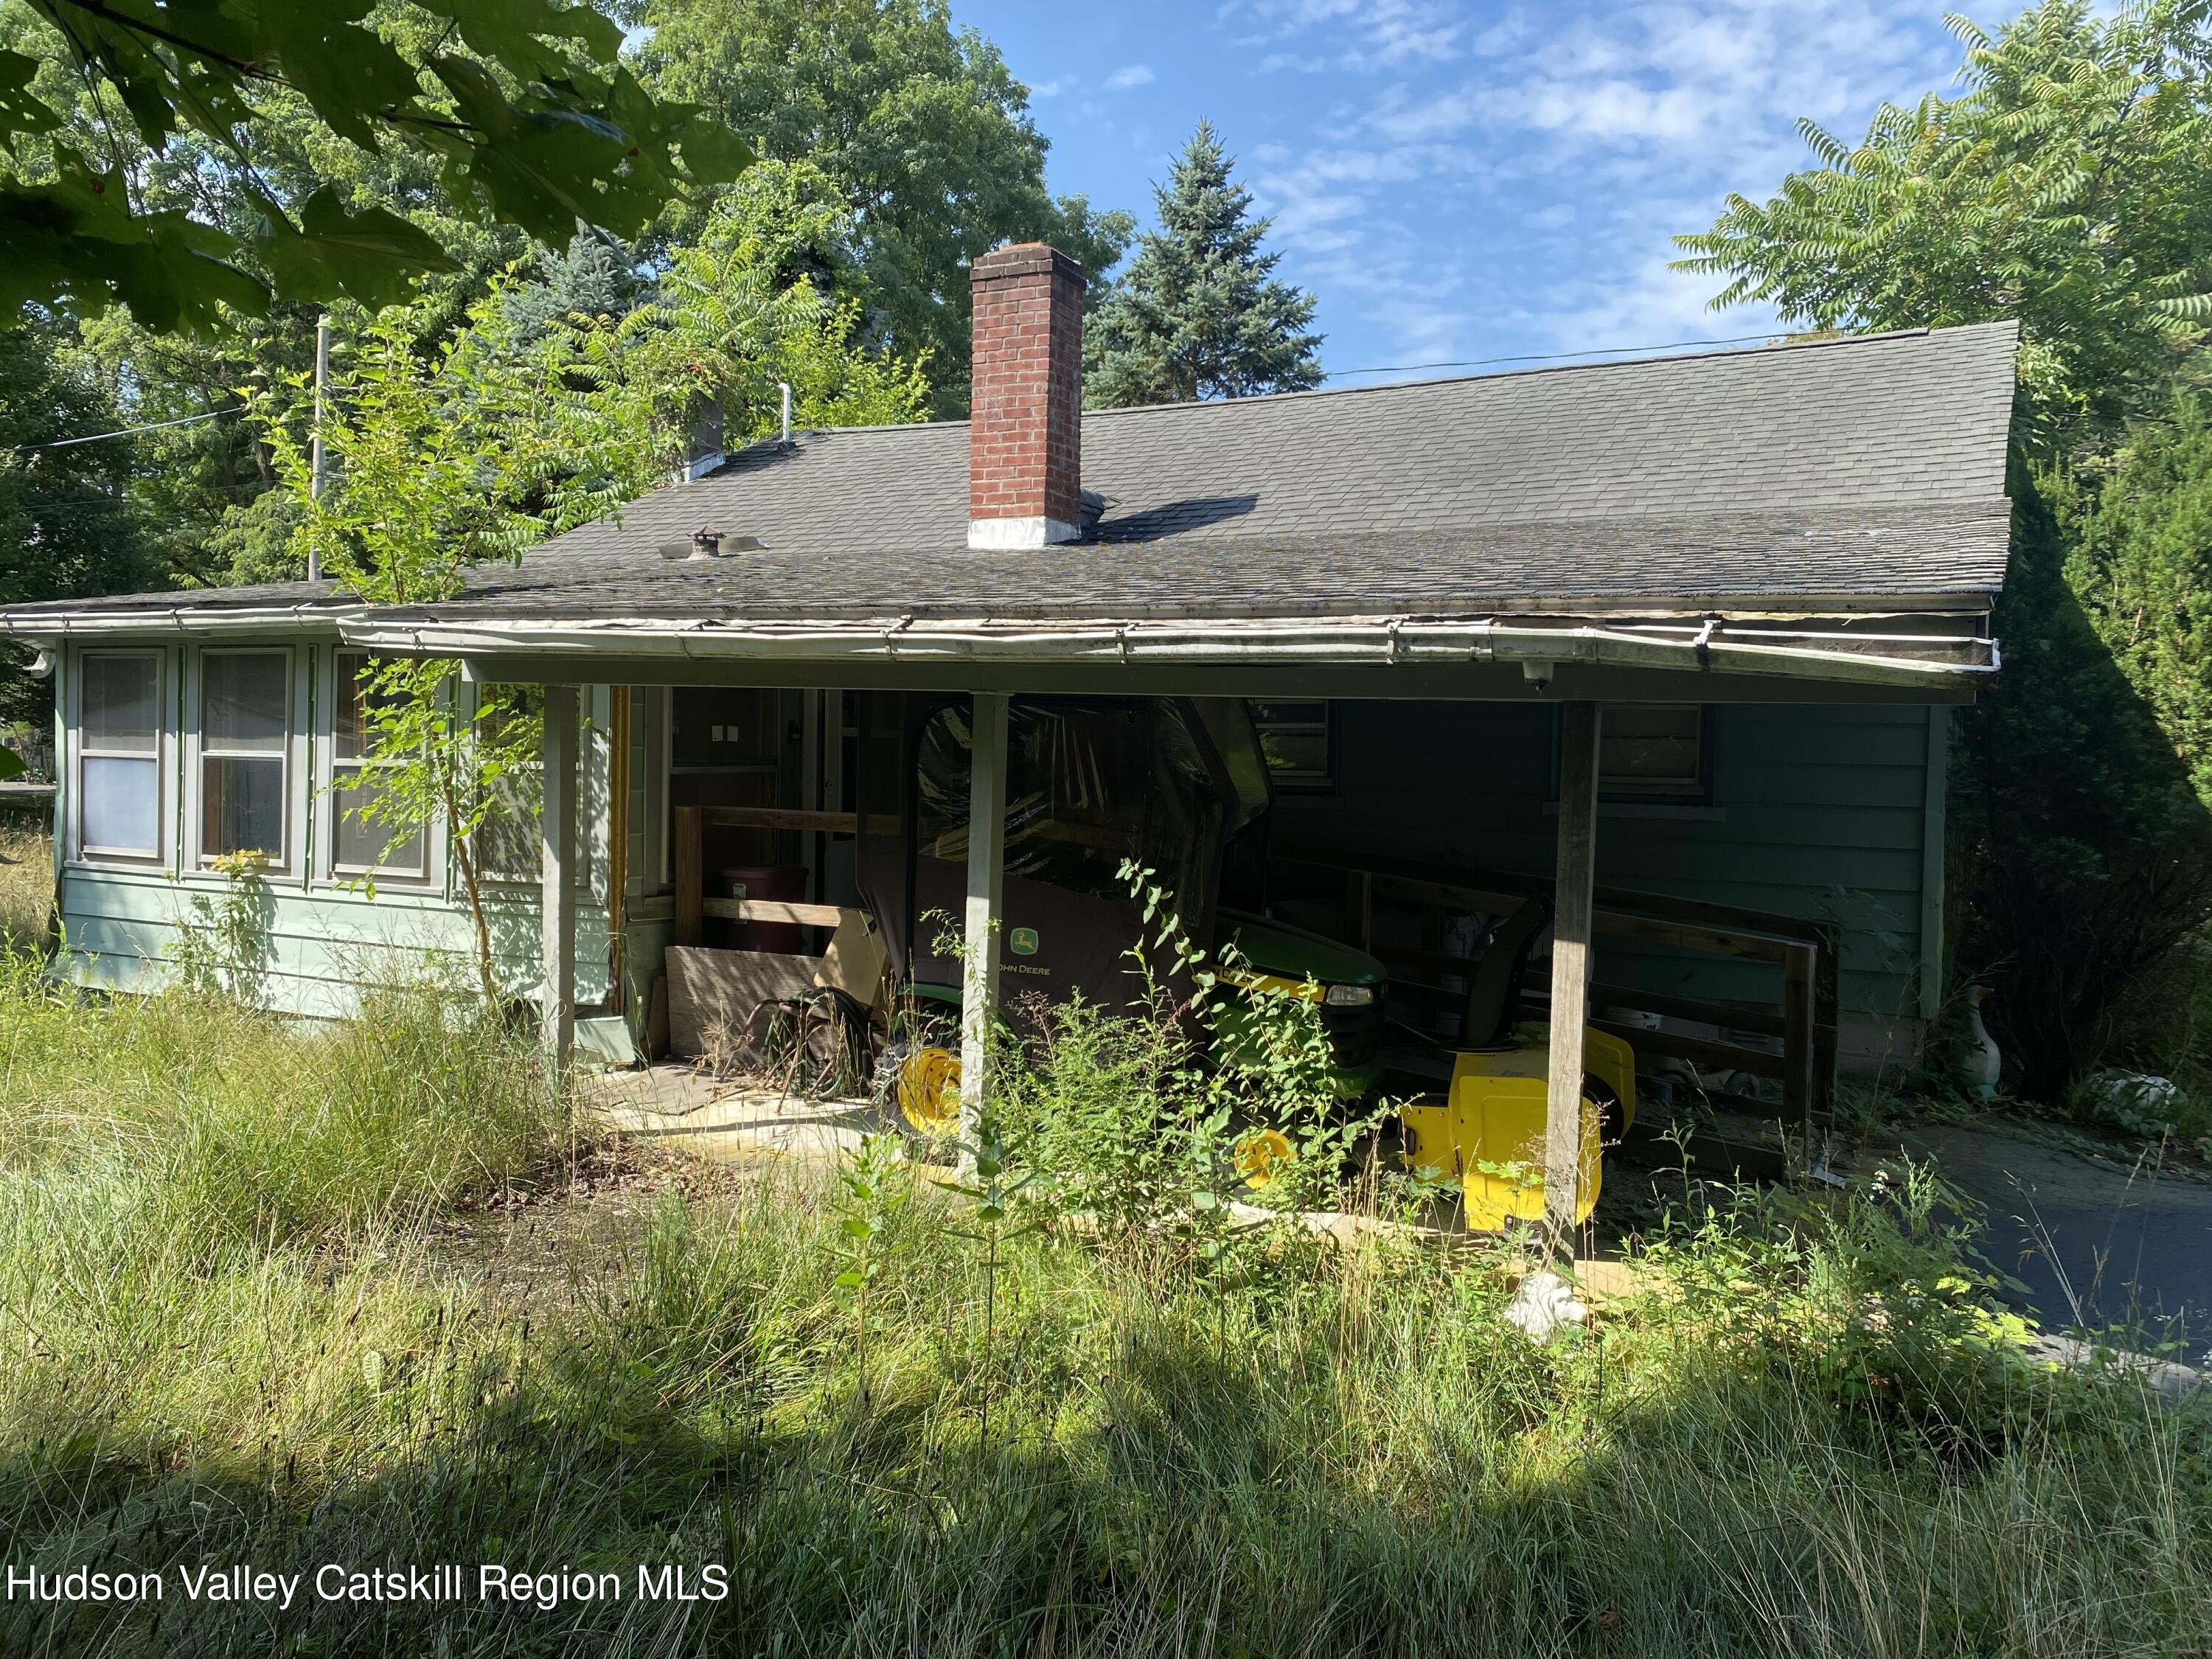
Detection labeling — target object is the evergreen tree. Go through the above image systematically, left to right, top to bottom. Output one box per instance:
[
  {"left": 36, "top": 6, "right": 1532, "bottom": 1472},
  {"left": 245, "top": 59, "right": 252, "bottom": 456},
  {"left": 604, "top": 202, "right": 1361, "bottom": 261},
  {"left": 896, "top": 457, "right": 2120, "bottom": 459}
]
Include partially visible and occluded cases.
[{"left": 1085, "top": 122, "right": 1324, "bottom": 407}]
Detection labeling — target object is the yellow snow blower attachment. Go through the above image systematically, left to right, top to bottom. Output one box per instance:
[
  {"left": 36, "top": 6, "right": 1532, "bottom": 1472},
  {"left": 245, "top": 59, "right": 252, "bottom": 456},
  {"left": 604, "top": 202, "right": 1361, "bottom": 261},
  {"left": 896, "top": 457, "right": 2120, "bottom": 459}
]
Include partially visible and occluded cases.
[{"left": 1397, "top": 895, "right": 1637, "bottom": 1229}]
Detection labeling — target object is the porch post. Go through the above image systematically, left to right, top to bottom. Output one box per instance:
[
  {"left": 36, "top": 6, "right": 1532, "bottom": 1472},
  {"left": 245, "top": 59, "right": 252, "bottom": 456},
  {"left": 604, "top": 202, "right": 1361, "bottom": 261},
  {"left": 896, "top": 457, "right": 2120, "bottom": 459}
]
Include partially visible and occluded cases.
[
  {"left": 540, "top": 683, "right": 580, "bottom": 1071},
  {"left": 959, "top": 692, "right": 1010, "bottom": 1152},
  {"left": 1545, "top": 701, "right": 1601, "bottom": 1257}
]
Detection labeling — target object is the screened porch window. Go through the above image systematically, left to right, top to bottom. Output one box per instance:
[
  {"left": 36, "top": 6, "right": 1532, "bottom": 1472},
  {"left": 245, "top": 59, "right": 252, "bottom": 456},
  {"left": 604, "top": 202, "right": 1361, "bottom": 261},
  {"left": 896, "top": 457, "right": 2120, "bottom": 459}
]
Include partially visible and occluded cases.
[
  {"left": 79, "top": 650, "right": 161, "bottom": 857},
  {"left": 200, "top": 651, "right": 289, "bottom": 863},
  {"left": 332, "top": 651, "right": 425, "bottom": 877},
  {"left": 1247, "top": 700, "right": 1335, "bottom": 792},
  {"left": 1599, "top": 704, "right": 1711, "bottom": 804}
]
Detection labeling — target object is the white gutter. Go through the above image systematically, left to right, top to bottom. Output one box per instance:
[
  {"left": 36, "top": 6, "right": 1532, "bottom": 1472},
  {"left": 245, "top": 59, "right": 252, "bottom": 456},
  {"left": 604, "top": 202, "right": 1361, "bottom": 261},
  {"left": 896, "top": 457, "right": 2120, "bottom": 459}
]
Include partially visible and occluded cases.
[
  {"left": 0, "top": 604, "right": 356, "bottom": 641},
  {"left": 338, "top": 614, "right": 1994, "bottom": 689}
]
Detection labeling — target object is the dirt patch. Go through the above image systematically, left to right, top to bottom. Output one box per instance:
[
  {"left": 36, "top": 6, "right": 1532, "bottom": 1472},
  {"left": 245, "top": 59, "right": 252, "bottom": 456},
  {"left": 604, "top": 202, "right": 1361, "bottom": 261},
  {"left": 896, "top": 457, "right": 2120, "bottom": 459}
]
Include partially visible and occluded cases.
[{"left": 414, "top": 1137, "right": 764, "bottom": 1317}]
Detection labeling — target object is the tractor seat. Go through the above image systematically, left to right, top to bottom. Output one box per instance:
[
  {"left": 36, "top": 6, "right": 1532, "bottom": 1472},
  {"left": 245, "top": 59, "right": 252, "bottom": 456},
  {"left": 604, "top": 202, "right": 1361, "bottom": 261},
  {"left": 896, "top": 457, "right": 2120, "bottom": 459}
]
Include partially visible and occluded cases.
[{"left": 1460, "top": 893, "right": 1553, "bottom": 1050}]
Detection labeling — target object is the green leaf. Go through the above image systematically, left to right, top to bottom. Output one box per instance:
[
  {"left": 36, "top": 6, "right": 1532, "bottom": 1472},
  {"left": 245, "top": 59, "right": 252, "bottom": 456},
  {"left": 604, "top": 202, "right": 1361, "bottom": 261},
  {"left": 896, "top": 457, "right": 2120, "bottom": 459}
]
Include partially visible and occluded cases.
[
  {"left": 256, "top": 5, "right": 421, "bottom": 151},
  {"left": 0, "top": 49, "right": 61, "bottom": 137},
  {"left": 255, "top": 187, "right": 459, "bottom": 310},
  {"left": 0, "top": 748, "right": 24, "bottom": 783}
]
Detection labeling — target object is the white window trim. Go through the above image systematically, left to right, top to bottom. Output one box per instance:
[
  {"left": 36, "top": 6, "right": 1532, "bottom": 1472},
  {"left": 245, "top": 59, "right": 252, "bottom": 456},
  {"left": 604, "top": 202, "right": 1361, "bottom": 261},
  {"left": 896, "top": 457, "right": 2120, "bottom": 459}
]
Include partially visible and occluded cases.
[
  {"left": 67, "top": 644, "right": 172, "bottom": 870},
  {"left": 185, "top": 645, "right": 305, "bottom": 877},
  {"left": 319, "top": 647, "right": 439, "bottom": 887}
]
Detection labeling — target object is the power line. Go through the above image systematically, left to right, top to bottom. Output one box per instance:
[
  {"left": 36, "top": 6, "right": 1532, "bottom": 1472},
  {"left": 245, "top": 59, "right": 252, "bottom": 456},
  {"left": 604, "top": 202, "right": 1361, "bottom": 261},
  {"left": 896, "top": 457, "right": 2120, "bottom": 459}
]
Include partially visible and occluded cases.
[
  {"left": 1321, "top": 330, "right": 1787, "bottom": 382},
  {"left": 15, "top": 406, "right": 240, "bottom": 451}
]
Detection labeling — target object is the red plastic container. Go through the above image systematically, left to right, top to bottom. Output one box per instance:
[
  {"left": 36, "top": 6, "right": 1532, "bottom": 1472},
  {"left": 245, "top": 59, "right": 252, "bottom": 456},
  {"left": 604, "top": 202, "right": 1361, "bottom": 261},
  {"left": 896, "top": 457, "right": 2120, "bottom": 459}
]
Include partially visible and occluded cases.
[{"left": 722, "top": 864, "right": 808, "bottom": 954}]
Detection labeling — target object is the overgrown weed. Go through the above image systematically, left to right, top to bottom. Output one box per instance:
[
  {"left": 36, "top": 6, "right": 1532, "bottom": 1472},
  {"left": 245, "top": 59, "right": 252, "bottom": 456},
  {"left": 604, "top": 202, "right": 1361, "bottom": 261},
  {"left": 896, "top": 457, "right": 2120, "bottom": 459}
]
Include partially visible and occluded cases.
[{"left": 0, "top": 956, "right": 2203, "bottom": 1655}]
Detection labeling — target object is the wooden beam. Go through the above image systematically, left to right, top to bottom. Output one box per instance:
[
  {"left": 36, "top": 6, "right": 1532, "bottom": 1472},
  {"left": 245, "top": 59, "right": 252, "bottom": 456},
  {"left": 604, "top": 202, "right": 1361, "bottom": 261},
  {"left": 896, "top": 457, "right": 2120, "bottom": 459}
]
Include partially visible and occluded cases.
[
  {"left": 540, "top": 683, "right": 580, "bottom": 1071},
  {"left": 608, "top": 686, "right": 630, "bottom": 1006},
  {"left": 961, "top": 692, "right": 1010, "bottom": 1155},
  {"left": 1545, "top": 701, "right": 1600, "bottom": 1256},
  {"left": 673, "top": 804, "right": 703, "bottom": 948},
  {"left": 695, "top": 805, "right": 898, "bottom": 835},
  {"left": 1276, "top": 841, "right": 1832, "bottom": 947},
  {"left": 1344, "top": 869, "right": 1374, "bottom": 951},
  {"left": 1363, "top": 870, "right": 1796, "bottom": 961},
  {"left": 700, "top": 897, "right": 847, "bottom": 928},
  {"left": 1812, "top": 921, "right": 1841, "bottom": 1127},
  {"left": 1367, "top": 939, "right": 1790, "bottom": 1039},
  {"left": 1783, "top": 942, "right": 1818, "bottom": 1139},
  {"left": 1587, "top": 981, "right": 1787, "bottom": 1039},
  {"left": 1588, "top": 1019, "right": 1786, "bottom": 1079}
]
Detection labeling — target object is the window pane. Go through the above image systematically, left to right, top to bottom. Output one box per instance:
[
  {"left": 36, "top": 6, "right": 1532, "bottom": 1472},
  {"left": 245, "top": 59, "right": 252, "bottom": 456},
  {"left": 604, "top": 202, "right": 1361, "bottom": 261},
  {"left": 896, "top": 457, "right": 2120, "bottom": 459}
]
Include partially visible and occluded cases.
[
  {"left": 333, "top": 651, "right": 412, "bottom": 764},
  {"left": 335, "top": 652, "right": 369, "bottom": 762},
  {"left": 83, "top": 654, "right": 157, "bottom": 754},
  {"left": 204, "top": 654, "right": 288, "bottom": 752},
  {"left": 1246, "top": 698, "right": 1333, "bottom": 789},
  {"left": 1599, "top": 705, "right": 1705, "bottom": 798},
  {"left": 1259, "top": 728, "right": 1330, "bottom": 779},
  {"left": 83, "top": 756, "right": 158, "bottom": 852},
  {"left": 204, "top": 756, "right": 285, "bottom": 859},
  {"left": 334, "top": 766, "right": 424, "bottom": 873}
]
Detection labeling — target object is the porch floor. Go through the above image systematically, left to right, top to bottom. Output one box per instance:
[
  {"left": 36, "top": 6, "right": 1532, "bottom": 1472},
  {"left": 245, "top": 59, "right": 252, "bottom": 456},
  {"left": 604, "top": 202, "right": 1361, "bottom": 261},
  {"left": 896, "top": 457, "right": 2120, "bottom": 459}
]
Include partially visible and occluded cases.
[{"left": 585, "top": 1064, "right": 883, "bottom": 1160}]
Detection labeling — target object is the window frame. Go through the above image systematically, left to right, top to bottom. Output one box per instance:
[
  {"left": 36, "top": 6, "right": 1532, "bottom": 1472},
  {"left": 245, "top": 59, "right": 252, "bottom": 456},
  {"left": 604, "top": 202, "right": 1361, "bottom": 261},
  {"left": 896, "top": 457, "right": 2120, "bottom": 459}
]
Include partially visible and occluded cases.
[
  {"left": 187, "top": 645, "right": 302, "bottom": 875},
  {"left": 69, "top": 646, "right": 170, "bottom": 868},
  {"left": 322, "top": 648, "right": 434, "bottom": 885},
  {"left": 470, "top": 680, "right": 548, "bottom": 888},
  {"left": 1245, "top": 698, "right": 1337, "bottom": 794},
  {"left": 1596, "top": 703, "right": 1715, "bottom": 807}
]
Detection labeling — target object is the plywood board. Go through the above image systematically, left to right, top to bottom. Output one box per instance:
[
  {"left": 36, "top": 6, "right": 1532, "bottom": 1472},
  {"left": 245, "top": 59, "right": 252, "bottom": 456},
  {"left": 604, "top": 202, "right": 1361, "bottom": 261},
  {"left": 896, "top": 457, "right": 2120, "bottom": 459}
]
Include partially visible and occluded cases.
[{"left": 667, "top": 945, "right": 819, "bottom": 1058}]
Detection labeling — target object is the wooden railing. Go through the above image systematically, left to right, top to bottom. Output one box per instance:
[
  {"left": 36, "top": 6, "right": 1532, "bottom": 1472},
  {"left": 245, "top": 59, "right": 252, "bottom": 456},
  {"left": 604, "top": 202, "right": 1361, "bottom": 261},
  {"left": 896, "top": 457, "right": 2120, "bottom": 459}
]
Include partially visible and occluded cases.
[{"left": 1273, "top": 842, "right": 1839, "bottom": 1134}]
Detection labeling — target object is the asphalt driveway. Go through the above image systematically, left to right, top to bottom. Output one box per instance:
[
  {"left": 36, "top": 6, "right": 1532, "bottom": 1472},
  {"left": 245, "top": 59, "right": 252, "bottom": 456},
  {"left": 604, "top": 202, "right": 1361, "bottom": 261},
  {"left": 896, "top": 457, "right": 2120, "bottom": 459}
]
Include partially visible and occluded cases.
[{"left": 1902, "top": 1119, "right": 2212, "bottom": 1345}]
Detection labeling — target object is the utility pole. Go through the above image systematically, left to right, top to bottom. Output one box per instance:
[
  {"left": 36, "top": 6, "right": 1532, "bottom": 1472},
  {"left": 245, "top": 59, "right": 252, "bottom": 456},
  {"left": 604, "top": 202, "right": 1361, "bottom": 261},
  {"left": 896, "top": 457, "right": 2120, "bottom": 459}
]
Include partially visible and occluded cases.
[{"left": 307, "top": 314, "right": 330, "bottom": 581}]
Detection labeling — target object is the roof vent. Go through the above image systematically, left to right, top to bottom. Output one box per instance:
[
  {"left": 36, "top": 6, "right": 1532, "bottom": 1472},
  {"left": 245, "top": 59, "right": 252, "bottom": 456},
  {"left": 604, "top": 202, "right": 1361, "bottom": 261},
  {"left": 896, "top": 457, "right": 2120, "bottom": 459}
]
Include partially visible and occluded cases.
[{"left": 658, "top": 527, "right": 764, "bottom": 560}]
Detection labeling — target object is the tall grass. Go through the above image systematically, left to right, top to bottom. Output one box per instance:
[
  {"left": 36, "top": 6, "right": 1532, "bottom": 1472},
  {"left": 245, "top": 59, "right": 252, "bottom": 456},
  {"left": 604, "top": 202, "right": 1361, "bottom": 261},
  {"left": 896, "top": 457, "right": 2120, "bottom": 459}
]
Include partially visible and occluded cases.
[
  {"left": 0, "top": 827, "right": 49, "bottom": 957},
  {"left": 0, "top": 961, "right": 2203, "bottom": 1656}
]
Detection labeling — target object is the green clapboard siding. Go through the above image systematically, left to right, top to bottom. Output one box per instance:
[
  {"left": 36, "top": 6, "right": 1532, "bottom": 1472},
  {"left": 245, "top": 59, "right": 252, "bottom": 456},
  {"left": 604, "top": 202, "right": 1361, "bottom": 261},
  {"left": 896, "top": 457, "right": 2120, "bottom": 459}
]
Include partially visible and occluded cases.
[
  {"left": 1270, "top": 700, "right": 1938, "bottom": 1032},
  {"left": 59, "top": 865, "right": 613, "bottom": 1020}
]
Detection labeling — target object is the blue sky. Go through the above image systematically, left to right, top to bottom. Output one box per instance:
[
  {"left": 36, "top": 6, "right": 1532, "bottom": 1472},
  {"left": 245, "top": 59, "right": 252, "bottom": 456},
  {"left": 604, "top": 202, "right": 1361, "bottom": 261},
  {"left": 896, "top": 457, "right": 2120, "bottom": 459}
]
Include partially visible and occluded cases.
[{"left": 956, "top": 0, "right": 2003, "bottom": 386}]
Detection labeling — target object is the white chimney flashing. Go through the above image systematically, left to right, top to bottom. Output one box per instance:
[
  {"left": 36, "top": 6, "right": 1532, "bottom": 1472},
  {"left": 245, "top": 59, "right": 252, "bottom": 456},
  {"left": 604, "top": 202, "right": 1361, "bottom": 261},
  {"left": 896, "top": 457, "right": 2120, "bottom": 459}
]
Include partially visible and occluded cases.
[{"left": 967, "top": 515, "right": 1082, "bottom": 550}]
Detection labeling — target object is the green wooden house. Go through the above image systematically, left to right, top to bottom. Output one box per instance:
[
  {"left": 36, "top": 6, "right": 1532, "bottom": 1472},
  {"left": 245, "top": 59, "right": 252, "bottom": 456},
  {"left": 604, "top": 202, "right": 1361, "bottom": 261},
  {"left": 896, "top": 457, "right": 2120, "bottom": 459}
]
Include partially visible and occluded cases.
[{"left": 0, "top": 242, "right": 2017, "bottom": 1123}]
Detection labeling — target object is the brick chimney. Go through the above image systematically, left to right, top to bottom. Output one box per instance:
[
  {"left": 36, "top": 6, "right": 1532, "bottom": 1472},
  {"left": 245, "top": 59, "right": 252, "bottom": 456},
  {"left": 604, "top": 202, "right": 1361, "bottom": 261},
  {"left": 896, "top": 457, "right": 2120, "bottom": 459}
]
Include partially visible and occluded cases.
[{"left": 968, "top": 242, "right": 1084, "bottom": 549}]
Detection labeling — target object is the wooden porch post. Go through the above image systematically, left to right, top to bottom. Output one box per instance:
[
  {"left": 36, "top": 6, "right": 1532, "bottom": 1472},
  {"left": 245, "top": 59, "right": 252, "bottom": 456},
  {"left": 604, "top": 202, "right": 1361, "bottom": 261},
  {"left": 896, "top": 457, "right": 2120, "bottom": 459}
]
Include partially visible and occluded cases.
[
  {"left": 540, "top": 683, "right": 580, "bottom": 1071},
  {"left": 960, "top": 692, "right": 1010, "bottom": 1152},
  {"left": 1545, "top": 701, "right": 1601, "bottom": 1258}
]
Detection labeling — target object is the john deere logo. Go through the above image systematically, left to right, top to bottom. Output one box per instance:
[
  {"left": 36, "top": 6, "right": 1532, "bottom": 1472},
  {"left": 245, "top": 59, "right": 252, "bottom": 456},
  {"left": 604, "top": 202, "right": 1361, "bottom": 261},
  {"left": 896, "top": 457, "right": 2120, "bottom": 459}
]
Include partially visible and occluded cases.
[{"left": 1009, "top": 926, "right": 1039, "bottom": 956}]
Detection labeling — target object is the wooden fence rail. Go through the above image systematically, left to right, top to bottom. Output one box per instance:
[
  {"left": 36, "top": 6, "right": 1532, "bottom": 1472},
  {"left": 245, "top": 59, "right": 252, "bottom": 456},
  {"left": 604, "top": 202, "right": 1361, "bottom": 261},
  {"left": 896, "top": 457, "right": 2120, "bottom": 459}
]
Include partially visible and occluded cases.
[
  {"left": 672, "top": 804, "right": 898, "bottom": 948},
  {"left": 1273, "top": 842, "right": 1835, "bottom": 1134}
]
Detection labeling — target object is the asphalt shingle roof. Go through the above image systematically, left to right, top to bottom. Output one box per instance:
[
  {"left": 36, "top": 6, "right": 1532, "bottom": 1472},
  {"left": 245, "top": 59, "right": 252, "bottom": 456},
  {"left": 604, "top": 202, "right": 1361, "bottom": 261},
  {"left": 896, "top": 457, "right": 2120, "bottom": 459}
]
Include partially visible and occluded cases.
[{"left": 2, "top": 321, "right": 2019, "bottom": 625}]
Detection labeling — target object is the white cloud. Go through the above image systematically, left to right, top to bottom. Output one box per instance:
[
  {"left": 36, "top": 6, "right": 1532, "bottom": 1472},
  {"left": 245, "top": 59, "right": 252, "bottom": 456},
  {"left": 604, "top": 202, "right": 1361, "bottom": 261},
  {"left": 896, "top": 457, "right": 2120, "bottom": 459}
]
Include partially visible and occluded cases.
[
  {"left": 1223, "top": 0, "right": 1961, "bottom": 363},
  {"left": 1224, "top": 0, "right": 1469, "bottom": 69},
  {"left": 1105, "top": 63, "right": 1156, "bottom": 90}
]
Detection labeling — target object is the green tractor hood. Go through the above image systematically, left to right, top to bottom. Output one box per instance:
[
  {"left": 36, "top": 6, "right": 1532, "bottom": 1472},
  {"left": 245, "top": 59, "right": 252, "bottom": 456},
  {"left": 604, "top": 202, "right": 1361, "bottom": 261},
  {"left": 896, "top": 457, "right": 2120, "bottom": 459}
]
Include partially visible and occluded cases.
[{"left": 1217, "top": 908, "right": 1386, "bottom": 988}]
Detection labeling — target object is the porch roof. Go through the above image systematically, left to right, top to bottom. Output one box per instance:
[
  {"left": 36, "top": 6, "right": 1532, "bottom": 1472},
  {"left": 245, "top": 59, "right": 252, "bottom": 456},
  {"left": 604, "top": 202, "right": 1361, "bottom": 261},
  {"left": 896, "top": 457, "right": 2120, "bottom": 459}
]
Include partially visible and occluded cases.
[{"left": 0, "top": 321, "right": 2020, "bottom": 686}]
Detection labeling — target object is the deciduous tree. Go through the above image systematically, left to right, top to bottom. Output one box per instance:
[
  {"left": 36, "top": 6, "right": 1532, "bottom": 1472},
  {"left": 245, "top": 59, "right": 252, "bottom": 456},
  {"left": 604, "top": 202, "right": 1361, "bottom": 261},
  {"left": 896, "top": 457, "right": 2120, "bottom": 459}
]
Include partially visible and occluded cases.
[
  {"left": 0, "top": 0, "right": 748, "bottom": 332},
  {"left": 627, "top": 0, "right": 1132, "bottom": 411},
  {"left": 1674, "top": 0, "right": 2212, "bottom": 456},
  {"left": 0, "top": 312, "right": 150, "bottom": 723}
]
